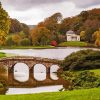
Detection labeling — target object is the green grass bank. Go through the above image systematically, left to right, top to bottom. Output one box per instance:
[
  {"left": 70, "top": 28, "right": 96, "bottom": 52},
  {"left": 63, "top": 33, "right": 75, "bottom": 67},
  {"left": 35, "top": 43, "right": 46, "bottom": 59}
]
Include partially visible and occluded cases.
[
  {"left": 59, "top": 41, "right": 88, "bottom": 47},
  {"left": 0, "top": 45, "right": 55, "bottom": 49},
  {"left": 0, "top": 88, "right": 100, "bottom": 100}
]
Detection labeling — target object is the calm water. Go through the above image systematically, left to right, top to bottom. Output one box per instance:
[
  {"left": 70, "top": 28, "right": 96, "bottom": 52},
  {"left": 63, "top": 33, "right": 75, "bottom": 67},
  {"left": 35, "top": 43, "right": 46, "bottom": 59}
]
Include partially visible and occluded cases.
[
  {"left": 0, "top": 47, "right": 99, "bottom": 95},
  {"left": 0, "top": 47, "right": 99, "bottom": 60},
  {"left": 6, "top": 85, "right": 63, "bottom": 95}
]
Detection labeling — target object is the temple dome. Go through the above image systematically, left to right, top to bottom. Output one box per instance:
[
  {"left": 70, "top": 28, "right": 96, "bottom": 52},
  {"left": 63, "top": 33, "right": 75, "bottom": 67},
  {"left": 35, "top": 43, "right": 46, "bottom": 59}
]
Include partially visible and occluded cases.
[{"left": 66, "top": 30, "right": 75, "bottom": 34}]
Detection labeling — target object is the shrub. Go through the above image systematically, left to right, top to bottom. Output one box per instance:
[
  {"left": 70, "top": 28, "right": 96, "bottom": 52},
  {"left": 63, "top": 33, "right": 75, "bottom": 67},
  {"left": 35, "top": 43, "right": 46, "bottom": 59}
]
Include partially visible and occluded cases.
[
  {"left": 51, "top": 40, "right": 58, "bottom": 46},
  {"left": 62, "top": 49, "right": 100, "bottom": 70},
  {"left": 62, "top": 71, "right": 100, "bottom": 89},
  {"left": 0, "top": 80, "right": 8, "bottom": 94}
]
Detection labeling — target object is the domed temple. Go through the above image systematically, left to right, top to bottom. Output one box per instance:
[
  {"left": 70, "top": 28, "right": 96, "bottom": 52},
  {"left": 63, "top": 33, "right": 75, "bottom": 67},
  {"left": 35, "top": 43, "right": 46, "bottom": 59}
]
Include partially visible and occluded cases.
[{"left": 66, "top": 30, "right": 80, "bottom": 41}]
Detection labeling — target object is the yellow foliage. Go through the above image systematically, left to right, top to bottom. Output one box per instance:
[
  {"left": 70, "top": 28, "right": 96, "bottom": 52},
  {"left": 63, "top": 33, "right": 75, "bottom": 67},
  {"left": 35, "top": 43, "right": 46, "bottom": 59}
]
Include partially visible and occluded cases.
[
  {"left": 31, "top": 27, "right": 51, "bottom": 45},
  {"left": 93, "top": 29, "right": 100, "bottom": 46},
  {"left": 0, "top": 30, "right": 6, "bottom": 45},
  {"left": 80, "top": 31, "right": 86, "bottom": 41},
  {"left": 12, "top": 34, "right": 21, "bottom": 45},
  {"left": 95, "top": 39, "right": 100, "bottom": 46}
]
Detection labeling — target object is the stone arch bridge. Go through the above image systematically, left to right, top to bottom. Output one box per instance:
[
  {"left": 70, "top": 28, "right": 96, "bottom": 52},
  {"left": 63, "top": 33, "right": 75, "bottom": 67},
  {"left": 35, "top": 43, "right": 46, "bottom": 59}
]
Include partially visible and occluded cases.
[{"left": 0, "top": 56, "right": 69, "bottom": 88}]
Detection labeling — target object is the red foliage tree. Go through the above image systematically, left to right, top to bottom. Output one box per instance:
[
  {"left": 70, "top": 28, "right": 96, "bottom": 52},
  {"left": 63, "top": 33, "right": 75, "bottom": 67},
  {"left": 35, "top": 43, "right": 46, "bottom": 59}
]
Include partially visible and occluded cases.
[{"left": 51, "top": 40, "right": 58, "bottom": 46}]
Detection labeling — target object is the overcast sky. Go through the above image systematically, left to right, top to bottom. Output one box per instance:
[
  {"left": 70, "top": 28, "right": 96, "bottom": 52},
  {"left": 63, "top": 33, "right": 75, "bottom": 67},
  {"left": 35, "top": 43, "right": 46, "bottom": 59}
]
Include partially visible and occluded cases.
[{"left": 1, "top": 0, "right": 100, "bottom": 25}]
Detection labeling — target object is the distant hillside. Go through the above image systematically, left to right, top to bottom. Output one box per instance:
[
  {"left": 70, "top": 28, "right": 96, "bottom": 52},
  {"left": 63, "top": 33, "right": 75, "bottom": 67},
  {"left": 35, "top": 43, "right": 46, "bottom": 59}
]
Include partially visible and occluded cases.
[
  {"left": 32, "top": 8, "right": 100, "bottom": 46},
  {"left": 9, "top": 18, "right": 30, "bottom": 34},
  {"left": 28, "top": 25, "right": 36, "bottom": 29}
]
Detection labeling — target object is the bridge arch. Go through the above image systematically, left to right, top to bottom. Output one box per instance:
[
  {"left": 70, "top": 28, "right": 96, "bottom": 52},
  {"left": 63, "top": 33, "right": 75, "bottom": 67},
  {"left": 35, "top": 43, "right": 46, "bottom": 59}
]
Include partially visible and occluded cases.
[
  {"left": 13, "top": 63, "right": 29, "bottom": 82},
  {"left": 33, "top": 64, "right": 46, "bottom": 81},
  {"left": 50, "top": 65, "right": 60, "bottom": 80}
]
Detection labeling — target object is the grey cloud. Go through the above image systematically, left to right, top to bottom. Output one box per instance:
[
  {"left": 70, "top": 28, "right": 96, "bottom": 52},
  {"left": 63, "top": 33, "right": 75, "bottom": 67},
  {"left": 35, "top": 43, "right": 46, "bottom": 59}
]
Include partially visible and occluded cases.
[
  {"left": 1, "top": 0, "right": 100, "bottom": 11},
  {"left": 1, "top": 0, "right": 66, "bottom": 10},
  {"left": 71, "top": 0, "right": 100, "bottom": 8}
]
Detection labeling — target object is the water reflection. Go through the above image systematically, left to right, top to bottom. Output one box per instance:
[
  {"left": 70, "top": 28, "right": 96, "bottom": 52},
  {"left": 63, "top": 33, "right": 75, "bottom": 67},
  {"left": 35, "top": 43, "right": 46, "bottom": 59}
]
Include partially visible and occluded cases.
[
  {"left": 14, "top": 63, "right": 29, "bottom": 82},
  {"left": 14, "top": 63, "right": 60, "bottom": 82},
  {"left": 34, "top": 64, "right": 46, "bottom": 81},
  {"left": 50, "top": 65, "right": 59, "bottom": 80},
  {"left": 6, "top": 85, "right": 63, "bottom": 95}
]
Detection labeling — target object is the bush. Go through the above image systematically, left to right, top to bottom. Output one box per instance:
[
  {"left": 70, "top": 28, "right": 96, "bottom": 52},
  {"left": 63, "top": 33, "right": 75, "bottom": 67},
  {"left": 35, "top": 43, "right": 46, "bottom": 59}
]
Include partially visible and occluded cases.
[
  {"left": 20, "top": 38, "right": 31, "bottom": 46},
  {"left": 51, "top": 40, "right": 58, "bottom": 46},
  {"left": 62, "top": 49, "right": 100, "bottom": 70},
  {"left": 62, "top": 71, "right": 100, "bottom": 89},
  {"left": 0, "top": 80, "right": 8, "bottom": 94}
]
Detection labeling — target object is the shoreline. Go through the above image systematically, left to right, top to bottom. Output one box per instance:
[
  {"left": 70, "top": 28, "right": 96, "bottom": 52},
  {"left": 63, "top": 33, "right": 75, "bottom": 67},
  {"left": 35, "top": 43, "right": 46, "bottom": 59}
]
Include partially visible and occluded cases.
[{"left": 0, "top": 46, "right": 99, "bottom": 50}]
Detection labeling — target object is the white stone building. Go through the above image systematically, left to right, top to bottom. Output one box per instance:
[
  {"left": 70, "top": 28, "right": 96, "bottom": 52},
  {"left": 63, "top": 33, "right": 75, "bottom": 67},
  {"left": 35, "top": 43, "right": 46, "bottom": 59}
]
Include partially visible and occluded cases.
[{"left": 66, "top": 30, "right": 80, "bottom": 41}]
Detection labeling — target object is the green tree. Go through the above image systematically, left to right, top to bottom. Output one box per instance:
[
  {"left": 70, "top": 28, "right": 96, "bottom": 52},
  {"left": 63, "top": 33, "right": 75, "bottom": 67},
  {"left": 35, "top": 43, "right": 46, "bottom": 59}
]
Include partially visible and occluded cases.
[
  {"left": 19, "top": 31, "right": 26, "bottom": 39},
  {"left": 6, "top": 36, "right": 15, "bottom": 46},
  {"left": 20, "top": 38, "right": 31, "bottom": 46}
]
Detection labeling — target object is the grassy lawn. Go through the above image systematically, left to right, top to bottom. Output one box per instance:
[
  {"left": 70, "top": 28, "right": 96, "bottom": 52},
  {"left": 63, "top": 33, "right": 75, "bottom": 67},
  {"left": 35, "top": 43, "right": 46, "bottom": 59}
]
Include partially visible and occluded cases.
[
  {"left": 59, "top": 41, "right": 88, "bottom": 47},
  {"left": 0, "top": 45, "right": 55, "bottom": 49},
  {"left": 0, "top": 52, "right": 6, "bottom": 58},
  {"left": 0, "top": 52, "right": 15, "bottom": 58},
  {"left": 90, "top": 69, "right": 100, "bottom": 76},
  {"left": 0, "top": 88, "right": 100, "bottom": 100}
]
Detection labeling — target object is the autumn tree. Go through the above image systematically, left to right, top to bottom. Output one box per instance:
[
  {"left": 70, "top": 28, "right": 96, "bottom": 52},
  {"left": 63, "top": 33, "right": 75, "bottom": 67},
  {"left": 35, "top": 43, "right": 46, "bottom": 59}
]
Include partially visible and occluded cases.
[
  {"left": 0, "top": 2, "right": 11, "bottom": 45},
  {"left": 32, "top": 8, "right": 100, "bottom": 44},
  {"left": 79, "top": 11, "right": 89, "bottom": 21},
  {"left": 43, "top": 13, "right": 62, "bottom": 32},
  {"left": 59, "top": 17, "right": 72, "bottom": 34},
  {"left": 9, "top": 19, "right": 30, "bottom": 35},
  {"left": 9, "top": 19, "right": 23, "bottom": 33},
  {"left": 80, "top": 19, "right": 100, "bottom": 42},
  {"left": 21, "top": 23, "right": 30, "bottom": 35},
  {"left": 31, "top": 27, "right": 51, "bottom": 46},
  {"left": 92, "top": 29, "right": 100, "bottom": 46},
  {"left": 0, "top": 30, "right": 6, "bottom": 45},
  {"left": 6, "top": 31, "right": 28, "bottom": 46},
  {"left": 19, "top": 31, "right": 26, "bottom": 39},
  {"left": 80, "top": 31, "right": 86, "bottom": 41},
  {"left": 12, "top": 34, "right": 22, "bottom": 45},
  {"left": 6, "top": 36, "right": 15, "bottom": 46}
]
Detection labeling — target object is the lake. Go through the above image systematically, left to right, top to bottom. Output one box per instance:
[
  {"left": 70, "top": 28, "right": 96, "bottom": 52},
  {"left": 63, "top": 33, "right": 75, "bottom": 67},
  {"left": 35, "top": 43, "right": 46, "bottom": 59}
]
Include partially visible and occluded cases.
[
  {"left": 0, "top": 47, "right": 99, "bottom": 95},
  {"left": 0, "top": 47, "right": 99, "bottom": 60}
]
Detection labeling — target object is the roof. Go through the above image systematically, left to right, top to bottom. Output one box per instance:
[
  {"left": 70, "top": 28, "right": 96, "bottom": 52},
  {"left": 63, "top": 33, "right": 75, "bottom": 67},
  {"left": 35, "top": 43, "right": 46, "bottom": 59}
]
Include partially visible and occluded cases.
[{"left": 66, "top": 30, "right": 75, "bottom": 34}]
